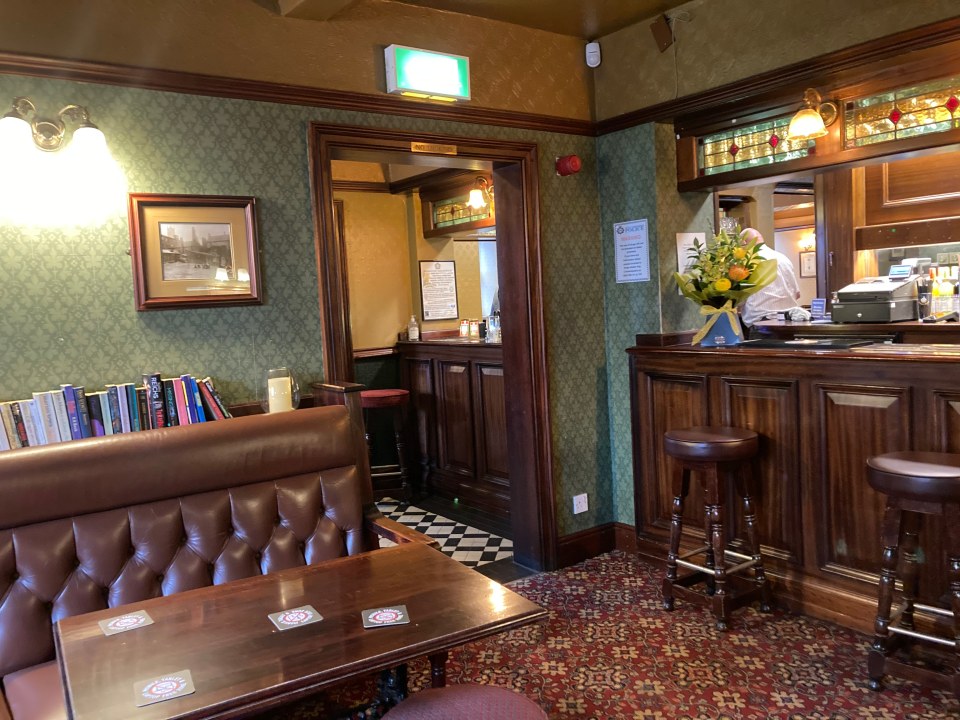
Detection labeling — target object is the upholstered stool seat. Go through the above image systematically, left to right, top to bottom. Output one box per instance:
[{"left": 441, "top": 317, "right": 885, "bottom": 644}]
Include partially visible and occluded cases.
[
  {"left": 360, "top": 389, "right": 410, "bottom": 501},
  {"left": 661, "top": 426, "right": 771, "bottom": 631},
  {"left": 866, "top": 451, "right": 960, "bottom": 699},
  {"left": 382, "top": 684, "right": 547, "bottom": 720}
]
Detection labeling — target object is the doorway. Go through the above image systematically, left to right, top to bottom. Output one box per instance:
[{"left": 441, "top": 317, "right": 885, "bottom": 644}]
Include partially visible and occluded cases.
[{"left": 307, "top": 123, "right": 556, "bottom": 571}]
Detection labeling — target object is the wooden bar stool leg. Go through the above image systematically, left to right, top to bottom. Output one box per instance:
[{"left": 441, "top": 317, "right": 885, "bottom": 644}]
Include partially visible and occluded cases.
[
  {"left": 391, "top": 405, "right": 410, "bottom": 500},
  {"left": 662, "top": 463, "right": 690, "bottom": 611},
  {"left": 736, "top": 463, "right": 772, "bottom": 612},
  {"left": 704, "top": 467, "right": 729, "bottom": 631},
  {"left": 868, "top": 502, "right": 903, "bottom": 691},
  {"left": 947, "top": 504, "right": 960, "bottom": 699},
  {"left": 899, "top": 510, "right": 922, "bottom": 630}
]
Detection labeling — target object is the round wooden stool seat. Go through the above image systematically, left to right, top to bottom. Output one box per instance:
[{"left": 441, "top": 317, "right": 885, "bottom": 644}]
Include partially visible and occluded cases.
[
  {"left": 360, "top": 388, "right": 410, "bottom": 409},
  {"left": 664, "top": 426, "right": 759, "bottom": 463},
  {"left": 866, "top": 451, "right": 960, "bottom": 503},
  {"left": 382, "top": 685, "right": 547, "bottom": 720}
]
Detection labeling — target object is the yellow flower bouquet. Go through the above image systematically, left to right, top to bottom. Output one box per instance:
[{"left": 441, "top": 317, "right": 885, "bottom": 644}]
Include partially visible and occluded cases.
[{"left": 674, "top": 227, "right": 778, "bottom": 345}]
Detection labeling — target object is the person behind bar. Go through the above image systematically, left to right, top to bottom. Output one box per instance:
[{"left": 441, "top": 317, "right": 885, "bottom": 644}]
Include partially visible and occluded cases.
[{"left": 739, "top": 227, "right": 811, "bottom": 327}]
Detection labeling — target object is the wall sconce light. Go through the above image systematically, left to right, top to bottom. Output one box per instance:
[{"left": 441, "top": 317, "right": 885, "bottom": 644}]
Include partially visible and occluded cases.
[
  {"left": 786, "top": 88, "right": 838, "bottom": 140},
  {"left": 0, "top": 96, "right": 124, "bottom": 227},
  {"left": 0, "top": 96, "right": 105, "bottom": 153},
  {"left": 466, "top": 176, "right": 493, "bottom": 210},
  {"left": 799, "top": 231, "right": 816, "bottom": 252}
]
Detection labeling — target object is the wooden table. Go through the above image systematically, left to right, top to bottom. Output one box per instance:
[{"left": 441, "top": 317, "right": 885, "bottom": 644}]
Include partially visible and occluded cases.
[{"left": 54, "top": 542, "right": 545, "bottom": 720}]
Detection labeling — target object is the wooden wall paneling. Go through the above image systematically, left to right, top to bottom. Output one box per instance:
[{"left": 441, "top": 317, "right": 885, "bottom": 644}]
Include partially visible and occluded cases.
[
  {"left": 862, "top": 153, "right": 960, "bottom": 226},
  {"left": 401, "top": 356, "right": 435, "bottom": 494},
  {"left": 435, "top": 360, "right": 475, "bottom": 477},
  {"left": 475, "top": 362, "right": 509, "bottom": 482},
  {"left": 640, "top": 372, "right": 709, "bottom": 541},
  {"left": 718, "top": 376, "right": 803, "bottom": 565},
  {"left": 814, "top": 383, "right": 910, "bottom": 583},
  {"left": 932, "top": 390, "right": 960, "bottom": 453}
]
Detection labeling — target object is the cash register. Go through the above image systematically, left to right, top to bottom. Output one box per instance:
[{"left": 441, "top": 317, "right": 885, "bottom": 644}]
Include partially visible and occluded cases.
[{"left": 831, "top": 259, "right": 927, "bottom": 323}]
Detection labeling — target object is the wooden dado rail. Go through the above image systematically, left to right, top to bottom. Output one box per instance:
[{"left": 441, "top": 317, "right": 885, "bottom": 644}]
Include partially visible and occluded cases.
[{"left": 627, "top": 342, "right": 960, "bottom": 633}]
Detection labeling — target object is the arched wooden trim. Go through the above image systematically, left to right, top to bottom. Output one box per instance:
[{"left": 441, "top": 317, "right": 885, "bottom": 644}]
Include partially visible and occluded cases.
[{"left": 307, "top": 123, "right": 557, "bottom": 570}]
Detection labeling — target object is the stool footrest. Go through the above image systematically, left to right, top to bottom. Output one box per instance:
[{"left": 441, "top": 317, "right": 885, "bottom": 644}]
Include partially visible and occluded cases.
[{"left": 889, "top": 623, "right": 957, "bottom": 648}]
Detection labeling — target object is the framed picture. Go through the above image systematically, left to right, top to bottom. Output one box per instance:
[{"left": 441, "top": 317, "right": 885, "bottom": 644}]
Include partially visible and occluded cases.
[
  {"left": 128, "top": 194, "right": 262, "bottom": 310},
  {"left": 799, "top": 251, "right": 817, "bottom": 278},
  {"left": 419, "top": 260, "right": 459, "bottom": 320}
]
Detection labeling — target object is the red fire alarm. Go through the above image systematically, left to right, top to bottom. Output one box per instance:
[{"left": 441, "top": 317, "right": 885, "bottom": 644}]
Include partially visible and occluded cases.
[{"left": 555, "top": 155, "right": 582, "bottom": 176}]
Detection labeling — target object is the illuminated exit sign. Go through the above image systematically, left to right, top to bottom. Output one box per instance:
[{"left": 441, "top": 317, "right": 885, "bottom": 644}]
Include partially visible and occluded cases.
[{"left": 384, "top": 44, "right": 470, "bottom": 102}]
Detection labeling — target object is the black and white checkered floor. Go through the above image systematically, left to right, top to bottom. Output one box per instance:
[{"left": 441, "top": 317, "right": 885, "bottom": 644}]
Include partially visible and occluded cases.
[{"left": 376, "top": 498, "right": 513, "bottom": 568}]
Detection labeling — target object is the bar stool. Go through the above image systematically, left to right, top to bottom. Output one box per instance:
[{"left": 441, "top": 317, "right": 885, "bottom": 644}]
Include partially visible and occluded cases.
[
  {"left": 360, "top": 389, "right": 410, "bottom": 501},
  {"left": 661, "top": 426, "right": 772, "bottom": 631},
  {"left": 865, "top": 451, "right": 960, "bottom": 699}
]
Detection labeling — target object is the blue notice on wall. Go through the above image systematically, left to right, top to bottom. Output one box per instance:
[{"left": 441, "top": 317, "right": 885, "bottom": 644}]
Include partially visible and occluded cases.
[{"left": 614, "top": 219, "right": 650, "bottom": 283}]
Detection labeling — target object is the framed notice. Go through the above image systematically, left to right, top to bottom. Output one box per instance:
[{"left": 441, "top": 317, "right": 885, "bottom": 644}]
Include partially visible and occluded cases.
[
  {"left": 614, "top": 219, "right": 651, "bottom": 283},
  {"left": 799, "top": 251, "right": 817, "bottom": 278},
  {"left": 419, "top": 260, "right": 459, "bottom": 320}
]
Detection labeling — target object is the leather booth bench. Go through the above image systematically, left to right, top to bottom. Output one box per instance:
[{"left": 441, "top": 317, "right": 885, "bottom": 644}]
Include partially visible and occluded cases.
[{"left": 0, "top": 386, "right": 431, "bottom": 720}]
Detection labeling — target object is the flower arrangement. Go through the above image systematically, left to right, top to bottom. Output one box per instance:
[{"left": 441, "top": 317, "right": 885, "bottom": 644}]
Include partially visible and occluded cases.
[{"left": 674, "top": 226, "right": 778, "bottom": 345}]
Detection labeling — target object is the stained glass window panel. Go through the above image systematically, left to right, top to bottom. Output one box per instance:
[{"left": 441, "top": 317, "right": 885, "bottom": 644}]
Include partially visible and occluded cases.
[
  {"left": 845, "top": 76, "right": 960, "bottom": 148},
  {"left": 698, "top": 117, "right": 814, "bottom": 176}
]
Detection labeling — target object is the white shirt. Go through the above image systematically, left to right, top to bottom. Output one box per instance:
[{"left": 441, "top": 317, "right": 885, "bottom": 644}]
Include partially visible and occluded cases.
[{"left": 739, "top": 245, "right": 802, "bottom": 326}]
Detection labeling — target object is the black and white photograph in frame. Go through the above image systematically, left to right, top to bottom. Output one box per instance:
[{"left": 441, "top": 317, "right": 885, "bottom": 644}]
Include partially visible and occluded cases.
[{"left": 159, "top": 223, "right": 236, "bottom": 282}]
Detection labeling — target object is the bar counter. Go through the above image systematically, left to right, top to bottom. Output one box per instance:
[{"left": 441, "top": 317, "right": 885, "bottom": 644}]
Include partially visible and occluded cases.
[{"left": 627, "top": 339, "right": 960, "bottom": 632}]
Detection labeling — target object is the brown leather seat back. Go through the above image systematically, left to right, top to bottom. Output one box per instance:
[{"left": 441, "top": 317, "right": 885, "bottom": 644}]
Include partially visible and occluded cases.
[{"left": 0, "top": 406, "right": 366, "bottom": 678}]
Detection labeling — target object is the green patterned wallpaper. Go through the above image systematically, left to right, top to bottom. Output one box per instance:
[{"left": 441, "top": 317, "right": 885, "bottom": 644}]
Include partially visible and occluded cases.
[{"left": 0, "top": 74, "right": 608, "bottom": 536}]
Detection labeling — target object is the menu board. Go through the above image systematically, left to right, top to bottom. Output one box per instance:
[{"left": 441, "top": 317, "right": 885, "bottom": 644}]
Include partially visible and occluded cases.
[{"left": 419, "top": 260, "right": 459, "bottom": 320}]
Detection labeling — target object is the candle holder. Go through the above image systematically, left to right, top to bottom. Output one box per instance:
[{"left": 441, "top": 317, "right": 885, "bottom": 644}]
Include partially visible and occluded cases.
[{"left": 262, "top": 367, "right": 300, "bottom": 413}]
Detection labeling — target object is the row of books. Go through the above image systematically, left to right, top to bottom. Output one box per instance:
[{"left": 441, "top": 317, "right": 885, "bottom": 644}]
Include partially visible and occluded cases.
[{"left": 0, "top": 374, "right": 232, "bottom": 451}]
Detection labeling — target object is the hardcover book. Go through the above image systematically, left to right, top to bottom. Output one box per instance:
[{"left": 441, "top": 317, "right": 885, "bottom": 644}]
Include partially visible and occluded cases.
[
  {"left": 143, "top": 373, "right": 167, "bottom": 429},
  {"left": 179, "top": 374, "right": 199, "bottom": 424},
  {"left": 188, "top": 376, "right": 207, "bottom": 423},
  {"left": 172, "top": 377, "right": 191, "bottom": 425},
  {"left": 201, "top": 377, "right": 232, "bottom": 419},
  {"left": 161, "top": 379, "right": 179, "bottom": 426},
  {"left": 197, "top": 381, "right": 225, "bottom": 420},
  {"left": 60, "top": 384, "right": 84, "bottom": 440},
  {"left": 113, "top": 384, "right": 131, "bottom": 433},
  {"left": 124, "top": 384, "right": 141, "bottom": 431},
  {"left": 105, "top": 385, "right": 123, "bottom": 435},
  {"left": 73, "top": 386, "right": 93, "bottom": 439},
  {"left": 136, "top": 386, "right": 150, "bottom": 430},
  {"left": 50, "top": 390, "right": 72, "bottom": 443},
  {"left": 32, "top": 391, "right": 62, "bottom": 444},
  {"left": 86, "top": 391, "right": 106, "bottom": 437},
  {"left": 99, "top": 392, "right": 114, "bottom": 436},
  {"left": 22, "top": 400, "right": 45, "bottom": 446},
  {"left": 9, "top": 401, "right": 31, "bottom": 447},
  {"left": 0, "top": 402, "right": 22, "bottom": 448}
]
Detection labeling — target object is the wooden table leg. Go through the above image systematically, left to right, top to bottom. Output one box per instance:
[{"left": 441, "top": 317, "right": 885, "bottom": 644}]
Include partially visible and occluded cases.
[{"left": 429, "top": 651, "right": 448, "bottom": 688}]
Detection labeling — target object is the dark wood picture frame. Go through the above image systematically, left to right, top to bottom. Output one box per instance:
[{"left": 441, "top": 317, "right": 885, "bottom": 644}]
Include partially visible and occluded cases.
[
  {"left": 128, "top": 194, "right": 262, "bottom": 310},
  {"left": 799, "top": 251, "right": 817, "bottom": 278}
]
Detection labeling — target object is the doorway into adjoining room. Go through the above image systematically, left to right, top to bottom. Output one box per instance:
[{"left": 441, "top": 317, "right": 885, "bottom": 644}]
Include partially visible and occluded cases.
[{"left": 308, "top": 124, "right": 555, "bottom": 576}]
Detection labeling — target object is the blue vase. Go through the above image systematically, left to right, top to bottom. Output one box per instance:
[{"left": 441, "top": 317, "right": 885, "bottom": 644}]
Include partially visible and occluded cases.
[{"left": 698, "top": 310, "right": 742, "bottom": 347}]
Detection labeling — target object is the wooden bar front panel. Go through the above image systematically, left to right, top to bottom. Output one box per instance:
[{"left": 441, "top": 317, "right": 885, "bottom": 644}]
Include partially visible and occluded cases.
[
  {"left": 629, "top": 343, "right": 960, "bottom": 632},
  {"left": 437, "top": 361, "right": 475, "bottom": 475}
]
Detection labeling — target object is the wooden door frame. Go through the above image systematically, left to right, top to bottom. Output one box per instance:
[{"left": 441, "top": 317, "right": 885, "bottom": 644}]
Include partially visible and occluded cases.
[{"left": 307, "top": 123, "right": 557, "bottom": 571}]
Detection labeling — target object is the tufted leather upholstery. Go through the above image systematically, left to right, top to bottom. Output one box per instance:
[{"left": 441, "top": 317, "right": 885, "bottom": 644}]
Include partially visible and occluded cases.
[{"left": 0, "top": 405, "right": 374, "bottom": 701}]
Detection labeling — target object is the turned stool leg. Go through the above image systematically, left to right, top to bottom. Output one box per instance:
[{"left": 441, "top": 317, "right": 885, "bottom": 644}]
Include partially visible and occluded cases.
[
  {"left": 391, "top": 405, "right": 410, "bottom": 500},
  {"left": 662, "top": 463, "right": 690, "bottom": 611},
  {"left": 736, "top": 463, "right": 772, "bottom": 613},
  {"left": 704, "top": 466, "right": 730, "bottom": 631},
  {"left": 869, "top": 502, "right": 903, "bottom": 691},
  {"left": 948, "top": 504, "right": 960, "bottom": 701},
  {"left": 899, "top": 511, "right": 922, "bottom": 630}
]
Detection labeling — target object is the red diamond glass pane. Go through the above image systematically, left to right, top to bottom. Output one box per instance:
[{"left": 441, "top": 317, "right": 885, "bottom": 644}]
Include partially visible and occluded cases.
[
  {"left": 947, "top": 96, "right": 960, "bottom": 113},
  {"left": 889, "top": 107, "right": 902, "bottom": 124},
  {"left": 769, "top": 134, "right": 780, "bottom": 148},
  {"left": 729, "top": 143, "right": 739, "bottom": 157}
]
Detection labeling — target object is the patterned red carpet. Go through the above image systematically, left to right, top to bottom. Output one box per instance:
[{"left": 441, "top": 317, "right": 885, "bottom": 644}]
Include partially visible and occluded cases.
[{"left": 260, "top": 551, "right": 956, "bottom": 719}]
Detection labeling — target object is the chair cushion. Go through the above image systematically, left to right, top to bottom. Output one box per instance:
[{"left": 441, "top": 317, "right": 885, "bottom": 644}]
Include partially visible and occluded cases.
[
  {"left": 360, "top": 389, "right": 410, "bottom": 409},
  {"left": 664, "top": 426, "right": 759, "bottom": 463},
  {"left": 867, "top": 451, "right": 960, "bottom": 503},
  {"left": 3, "top": 661, "right": 67, "bottom": 720},
  {"left": 382, "top": 685, "right": 547, "bottom": 720}
]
